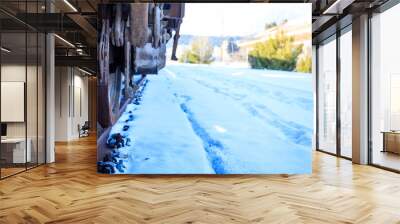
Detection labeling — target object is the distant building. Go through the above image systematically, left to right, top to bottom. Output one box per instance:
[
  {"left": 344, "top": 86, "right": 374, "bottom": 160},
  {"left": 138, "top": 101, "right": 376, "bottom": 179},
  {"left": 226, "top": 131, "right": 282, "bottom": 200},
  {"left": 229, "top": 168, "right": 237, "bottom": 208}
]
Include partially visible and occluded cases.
[
  {"left": 219, "top": 39, "right": 243, "bottom": 63},
  {"left": 220, "top": 40, "right": 230, "bottom": 62}
]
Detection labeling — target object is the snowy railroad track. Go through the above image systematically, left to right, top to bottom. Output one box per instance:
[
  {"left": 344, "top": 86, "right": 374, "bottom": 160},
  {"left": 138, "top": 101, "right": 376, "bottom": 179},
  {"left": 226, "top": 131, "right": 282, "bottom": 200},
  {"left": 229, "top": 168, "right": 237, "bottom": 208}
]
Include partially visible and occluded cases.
[
  {"left": 99, "top": 63, "right": 313, "bottom": 174},
  {"left": 189, "top": 78, "right": 312, "bottom": 146},
  {"left": 177, "top": 94, "right": 227, "bottom": 174}
]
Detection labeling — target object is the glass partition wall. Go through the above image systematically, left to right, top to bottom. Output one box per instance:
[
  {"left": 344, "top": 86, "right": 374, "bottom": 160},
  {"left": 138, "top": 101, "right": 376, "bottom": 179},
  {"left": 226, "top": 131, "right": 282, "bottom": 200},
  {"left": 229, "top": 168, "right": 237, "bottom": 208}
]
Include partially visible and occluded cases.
[
  {"left": 0, "top": 1, "right": 46, "bottom": 179},
  {"left": 316, "top": 1, "right": 400, "bottom": 171},
  {"left": 370, "top": 3, "right": 400, "bottom": 171},
  {"left": 316, "top": 27, "right": 352, "bottom": 159},
  {"left": 339, "top": 27, "right": 352, "bottom": 159},
  {"left": 317, "top": 35, "right": 337, "bottom": 155}
]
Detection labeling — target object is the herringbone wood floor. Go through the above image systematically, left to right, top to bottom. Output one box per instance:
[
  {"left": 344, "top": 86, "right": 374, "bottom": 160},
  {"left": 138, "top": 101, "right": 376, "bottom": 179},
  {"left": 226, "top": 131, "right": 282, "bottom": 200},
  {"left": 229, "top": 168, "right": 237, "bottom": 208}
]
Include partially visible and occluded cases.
[{"left": 1, "top": 135, "right": 400, "bottom": 224}]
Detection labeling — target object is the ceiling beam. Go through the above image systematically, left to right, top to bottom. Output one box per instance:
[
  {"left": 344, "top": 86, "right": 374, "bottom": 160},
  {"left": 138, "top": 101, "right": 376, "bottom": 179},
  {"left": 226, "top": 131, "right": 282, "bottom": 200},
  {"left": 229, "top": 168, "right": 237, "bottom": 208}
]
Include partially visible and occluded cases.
[
  {"left": 323, "top": 0, "right": 356, "bottom": 14},
  {"left": 67, "top": 13, "right": 97, "bottom": 46},
  {"left": 312, "top": 15, "right": 335, "bottom": 33},
  {"left": 55, "top": 55, "right": 96, "bottom": 70}
]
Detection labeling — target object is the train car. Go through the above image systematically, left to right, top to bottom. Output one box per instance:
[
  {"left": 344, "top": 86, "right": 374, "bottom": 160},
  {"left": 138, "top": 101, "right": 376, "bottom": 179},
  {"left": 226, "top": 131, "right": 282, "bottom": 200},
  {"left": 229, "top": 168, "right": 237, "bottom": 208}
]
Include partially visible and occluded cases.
[{"left": 97, "top": 3, "right": 185, "bottom": 134}]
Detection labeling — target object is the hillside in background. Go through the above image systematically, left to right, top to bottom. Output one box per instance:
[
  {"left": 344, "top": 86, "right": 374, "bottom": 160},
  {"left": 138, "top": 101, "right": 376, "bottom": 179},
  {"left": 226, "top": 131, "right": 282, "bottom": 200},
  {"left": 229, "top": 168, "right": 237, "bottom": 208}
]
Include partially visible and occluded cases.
[{"left": 167, "top": 35, "right": 243, "bottom": 48}]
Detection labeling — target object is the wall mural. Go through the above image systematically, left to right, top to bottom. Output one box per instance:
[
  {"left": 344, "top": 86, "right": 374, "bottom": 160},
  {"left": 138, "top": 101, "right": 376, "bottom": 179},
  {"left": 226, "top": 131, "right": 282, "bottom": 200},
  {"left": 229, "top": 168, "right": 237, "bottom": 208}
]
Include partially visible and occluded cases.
[{"left": 97, "top": 3, "right": 313, "bottom": 174}]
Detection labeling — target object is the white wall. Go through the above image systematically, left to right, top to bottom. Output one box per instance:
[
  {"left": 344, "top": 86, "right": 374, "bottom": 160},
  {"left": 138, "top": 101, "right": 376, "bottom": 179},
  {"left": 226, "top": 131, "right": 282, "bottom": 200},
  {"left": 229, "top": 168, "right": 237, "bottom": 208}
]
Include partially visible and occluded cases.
[
  {"left": 1, "top": 65, "right": 41, "bottom": 138},
  {"left": 1, "top": 65, "right": 26, "bottom": 139},
  {"left": 55, "top": 66, "right": 69, "bottom": 141},
  {"left": 55, "top": 67, "right": 89, "bottom": 141},
  {"left": 71, "top": 72, "right": 89, "bottom": 138}
]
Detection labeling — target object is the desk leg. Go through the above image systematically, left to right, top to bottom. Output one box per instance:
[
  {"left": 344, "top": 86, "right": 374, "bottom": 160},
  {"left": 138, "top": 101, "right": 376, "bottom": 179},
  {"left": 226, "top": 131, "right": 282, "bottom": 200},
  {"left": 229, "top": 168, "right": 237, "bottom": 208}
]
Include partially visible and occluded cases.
[{"left": 382, "top": 133, "right": 386, "bottom": 153}]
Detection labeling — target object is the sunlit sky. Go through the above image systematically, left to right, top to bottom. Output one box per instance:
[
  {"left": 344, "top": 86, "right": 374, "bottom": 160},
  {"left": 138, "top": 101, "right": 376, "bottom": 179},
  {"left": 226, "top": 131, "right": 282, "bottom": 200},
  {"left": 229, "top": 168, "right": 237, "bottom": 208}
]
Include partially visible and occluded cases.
[{"left": 179, "top": 3, "right": 311, "bottom": 37}]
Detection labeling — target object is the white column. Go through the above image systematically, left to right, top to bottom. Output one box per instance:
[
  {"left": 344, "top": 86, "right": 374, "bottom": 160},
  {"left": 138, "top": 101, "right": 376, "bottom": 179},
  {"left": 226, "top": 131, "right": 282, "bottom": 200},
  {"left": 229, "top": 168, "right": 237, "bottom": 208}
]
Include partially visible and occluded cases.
[
  {"left": 45, "top": 0, "right": 55, "bottom": 163},
  {"left": 352, "top": 14, "right": 369, "bottom": 164},
  {"left": 46, "top": 32, "right": 55, "bottom": 163}
]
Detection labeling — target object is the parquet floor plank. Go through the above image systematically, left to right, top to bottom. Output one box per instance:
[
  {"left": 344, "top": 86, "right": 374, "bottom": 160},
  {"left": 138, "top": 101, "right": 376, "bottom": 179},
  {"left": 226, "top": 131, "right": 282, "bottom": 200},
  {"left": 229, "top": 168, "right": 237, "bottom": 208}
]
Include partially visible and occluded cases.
[{"left": 0, "top": 136, "right": 400, "bottom": 223}]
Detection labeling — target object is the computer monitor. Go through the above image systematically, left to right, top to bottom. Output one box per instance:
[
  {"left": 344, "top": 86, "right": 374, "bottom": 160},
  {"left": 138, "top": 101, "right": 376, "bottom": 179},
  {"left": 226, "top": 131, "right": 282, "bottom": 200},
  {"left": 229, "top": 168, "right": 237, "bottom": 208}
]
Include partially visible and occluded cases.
[{"left": 1, "top": 123, "right": 7, "bottom": 137}]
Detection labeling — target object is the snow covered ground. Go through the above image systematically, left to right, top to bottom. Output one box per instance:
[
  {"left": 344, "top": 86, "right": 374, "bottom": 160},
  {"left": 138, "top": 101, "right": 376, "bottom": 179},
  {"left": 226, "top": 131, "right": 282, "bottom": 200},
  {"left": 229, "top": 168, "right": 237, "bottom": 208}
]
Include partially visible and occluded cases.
[{"left": 106, "top": 63, "right": 313, "bottom": 174}]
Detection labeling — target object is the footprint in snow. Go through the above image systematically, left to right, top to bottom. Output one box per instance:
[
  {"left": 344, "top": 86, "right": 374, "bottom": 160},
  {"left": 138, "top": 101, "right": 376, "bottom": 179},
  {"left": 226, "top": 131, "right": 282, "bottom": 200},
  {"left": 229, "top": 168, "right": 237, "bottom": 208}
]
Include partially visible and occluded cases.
[{"left": 123, "top": 125, "right": 129, "bottom": 131}]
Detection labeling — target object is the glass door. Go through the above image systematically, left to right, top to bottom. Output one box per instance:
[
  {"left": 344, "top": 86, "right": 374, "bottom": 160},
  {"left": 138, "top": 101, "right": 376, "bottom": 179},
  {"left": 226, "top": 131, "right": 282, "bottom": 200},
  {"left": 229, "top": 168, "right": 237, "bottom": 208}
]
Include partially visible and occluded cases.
[
  {"left": 339, "top": 27, "right": 352, "bottom": 158},
  {"left": 317, "top": 36, "right": 337, "bottom": 154}
]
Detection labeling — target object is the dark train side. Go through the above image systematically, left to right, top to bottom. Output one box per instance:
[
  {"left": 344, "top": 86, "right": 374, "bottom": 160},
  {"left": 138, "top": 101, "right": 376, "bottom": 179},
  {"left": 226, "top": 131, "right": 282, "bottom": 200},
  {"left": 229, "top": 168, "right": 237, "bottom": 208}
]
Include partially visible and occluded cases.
[{"left": 97, "top": 3, "right": 185, "bottom": 134}]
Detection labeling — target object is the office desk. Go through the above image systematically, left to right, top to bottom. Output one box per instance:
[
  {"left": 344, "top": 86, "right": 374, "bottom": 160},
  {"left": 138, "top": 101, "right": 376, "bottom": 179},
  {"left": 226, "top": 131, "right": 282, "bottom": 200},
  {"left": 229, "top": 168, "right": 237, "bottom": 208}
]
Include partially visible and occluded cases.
[
  {"left": 382, "top": 131, "right": 400, "bottom": 154},
  {"left": 1, "top": 138, "right": 31, "bottom": 163}
]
